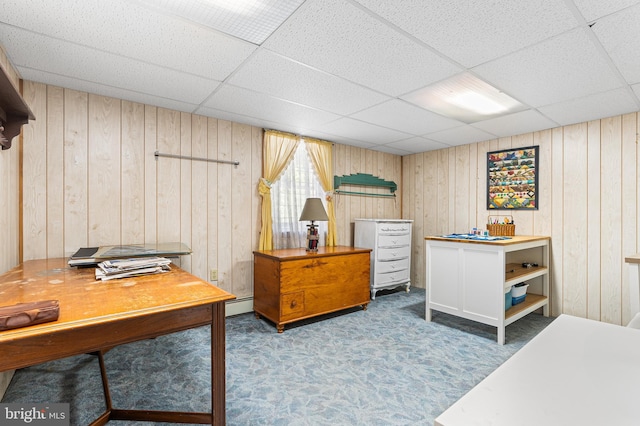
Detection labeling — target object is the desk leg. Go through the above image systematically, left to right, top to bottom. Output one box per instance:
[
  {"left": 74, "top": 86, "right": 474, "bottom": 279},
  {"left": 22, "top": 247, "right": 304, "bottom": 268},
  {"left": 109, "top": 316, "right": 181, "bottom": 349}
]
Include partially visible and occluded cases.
[{"left": 212, "top": 302, "right": 226, "bottom": 426}]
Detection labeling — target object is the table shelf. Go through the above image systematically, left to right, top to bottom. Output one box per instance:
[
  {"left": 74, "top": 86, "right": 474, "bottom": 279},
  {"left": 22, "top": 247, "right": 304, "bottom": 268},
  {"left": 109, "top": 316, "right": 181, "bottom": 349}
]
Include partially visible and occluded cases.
[
  {"left": 505, "top": 263, "right": 549, "bottom": 288},
  {"left": 505, "top": 294, "right": 548, "bottom": 324}
]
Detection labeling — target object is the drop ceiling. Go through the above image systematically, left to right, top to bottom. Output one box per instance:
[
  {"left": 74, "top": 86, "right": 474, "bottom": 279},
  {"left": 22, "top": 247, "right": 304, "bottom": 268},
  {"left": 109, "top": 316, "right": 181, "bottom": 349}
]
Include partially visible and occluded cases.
[{"left": 1, "top": 0, "right": 639, "bottom": 155}]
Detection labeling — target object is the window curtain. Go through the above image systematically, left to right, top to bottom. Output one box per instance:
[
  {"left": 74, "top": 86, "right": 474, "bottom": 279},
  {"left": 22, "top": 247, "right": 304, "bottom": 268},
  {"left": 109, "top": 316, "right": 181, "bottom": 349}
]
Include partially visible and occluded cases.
[
  {"left": 258, "top": 130, "right": 300, "bottom": 250},
  {"left": 304, "top": 138, "right": 337, "bottom": 246},
  {"left": 271, "top": 145, "right": 326, "bottom": 249}
]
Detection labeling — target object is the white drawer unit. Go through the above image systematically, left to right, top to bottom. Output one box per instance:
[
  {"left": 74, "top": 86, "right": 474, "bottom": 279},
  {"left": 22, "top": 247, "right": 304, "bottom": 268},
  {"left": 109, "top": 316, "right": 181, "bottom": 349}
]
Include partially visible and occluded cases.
[{"left": 354, "top": 219, "right": 412, "bottom": 300}]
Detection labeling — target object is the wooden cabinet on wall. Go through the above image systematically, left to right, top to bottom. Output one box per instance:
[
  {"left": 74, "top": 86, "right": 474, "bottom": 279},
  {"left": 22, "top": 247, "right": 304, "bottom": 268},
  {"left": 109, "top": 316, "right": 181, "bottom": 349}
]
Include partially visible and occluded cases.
[
  {"left": 0, "top": 63, "right": 34, "bottom": 149},
  {"left": 354, "top": 219, "right": 412, "bottom": 300},
  {"left": 253, "top": 246, "right": 371, "bottom": 332}
]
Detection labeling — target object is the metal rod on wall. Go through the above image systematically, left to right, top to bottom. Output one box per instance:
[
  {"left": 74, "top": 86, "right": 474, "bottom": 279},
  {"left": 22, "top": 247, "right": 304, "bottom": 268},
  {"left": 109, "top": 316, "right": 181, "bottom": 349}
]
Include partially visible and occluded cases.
[
  {"left": 154, "top": 151, "right": 239, "bottom": 166},
  {"left": 334, "top": 190, "right": 396, "bottom": 198}
]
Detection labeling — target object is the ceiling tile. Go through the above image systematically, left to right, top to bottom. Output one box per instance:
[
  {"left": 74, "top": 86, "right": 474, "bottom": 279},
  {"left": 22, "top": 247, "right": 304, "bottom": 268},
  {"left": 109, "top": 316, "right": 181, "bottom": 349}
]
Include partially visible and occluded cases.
[
  {"left": 0, "top": 0, "right": 257, "bottom": 80},
  {"left": 136, "top": 0, "right": 305, "bottom": 45},
  {"left": 262, "top": 0, "right": 461, "bottom": 96},
  {"left": 354, "top": 0, "right": 578, "bottom": 67},
  {"left": 572, "top": 0, "right": 640, "bottom": 22},
  {"left": 591, "top": 4, "right": 640, "bottom": 84},
  {"left": 0, "top": 25, "right": 220, "bottom": 104},
  {"left": 473, "top": 28, "right": 624, "bottom": 107},
  {"left": 227, "top": 49, "right": 389, "bottom": 115},
  {"left": 17, "top": 68, "right": 201, "bottom": 114},
  {"left": 201, "top": 84, "right": 340, "bottom": 130},
  {"left": 537, "top": 88, "right": 639, "bottom": 125},
  {"left": 351, "top": 99, "right": 464, "bottom": 135},
  {"left": 194, "top": 105, "right": 285, "bottom": 129},
  {"left": 472, "top": 110, "right": 559, "bottom": 137},
  {"left": 315, "top": 117, "right": 413, "bottom": 145},
  {"left": 424, "top": 125, "right": 496, "bottom": 146},
  {"left": 309, "top": 132, "right": 376, "bottom": 149},
  {"left": 384, "top": 137, "right": 450, "bottom": 154},
  {"left": 368, "top": 144, "right": 413, "bottom": 156}
]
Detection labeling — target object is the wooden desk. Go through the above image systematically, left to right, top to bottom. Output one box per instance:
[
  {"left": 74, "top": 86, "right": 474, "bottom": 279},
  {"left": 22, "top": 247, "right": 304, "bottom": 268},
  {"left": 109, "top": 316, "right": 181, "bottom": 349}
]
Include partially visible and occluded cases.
[
  {"left": 253, "top": 246, "right": 371, "bottom": 332},
  {"left": 0, "top": 258, "right": 235, "bottom": 425},
  {"left": 434, "top": 314, "right": 640, "bottom": 426}
]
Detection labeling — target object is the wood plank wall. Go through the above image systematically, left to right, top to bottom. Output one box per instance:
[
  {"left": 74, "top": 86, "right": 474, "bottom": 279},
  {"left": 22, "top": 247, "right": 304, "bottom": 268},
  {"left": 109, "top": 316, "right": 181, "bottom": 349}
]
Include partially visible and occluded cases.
[
  {"left": 0, "top": 45, "right": 21, "bottom": 401},
  {"left": 0, "top": 45, "right": 20, "bottom": 275},
  {"left": 18, "top": 80, "right": 404, "bottom": 296},
  {"left": 20, "top": 81, "right": 262, "bottom": 300},
  {"left": 403, "top": 113, "right": 640, "bottom": 325},
  {"left": 333, "top": 144, "right": 403, "bottom": 245}
]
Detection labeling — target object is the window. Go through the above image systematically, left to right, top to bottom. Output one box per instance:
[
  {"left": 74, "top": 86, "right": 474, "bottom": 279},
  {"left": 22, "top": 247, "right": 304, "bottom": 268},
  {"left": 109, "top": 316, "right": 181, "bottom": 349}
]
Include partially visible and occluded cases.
[{"left": 271, "top": 142, "right": 327, "bottom": 249}]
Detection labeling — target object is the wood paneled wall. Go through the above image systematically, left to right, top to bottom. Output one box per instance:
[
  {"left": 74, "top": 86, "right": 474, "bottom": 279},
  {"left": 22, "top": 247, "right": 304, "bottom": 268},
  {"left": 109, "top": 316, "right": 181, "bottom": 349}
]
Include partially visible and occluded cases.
[
  {"left": 0, "top": 45, "right": 21, "bottom": 401},
  {"left": 0, "top": 46, "right": 20, "bottom": 274},
  {"left": 18, "top": 81, "right": 403, "bottom": 296},
  {"left": 20, "top": 81, "right": 262, "bottom": 299},
  {"left": 403, "top": 113, "right": 640, "bottom": 325},
  {"left": 333, "top": 144, "right": 403, "bottom": 245}
]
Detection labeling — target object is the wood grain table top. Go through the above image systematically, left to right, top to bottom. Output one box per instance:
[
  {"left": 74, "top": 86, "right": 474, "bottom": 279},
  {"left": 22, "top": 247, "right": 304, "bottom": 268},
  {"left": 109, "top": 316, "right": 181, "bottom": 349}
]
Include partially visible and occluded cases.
[
  {"left": 424, "top": 235, "right": 550, "bottom": 246},
  {"left": 253, "top": 245, "right": 371, "bottom": 261},
  {"left": 0, "top": 257, "right": 235, "bottom": 342}
]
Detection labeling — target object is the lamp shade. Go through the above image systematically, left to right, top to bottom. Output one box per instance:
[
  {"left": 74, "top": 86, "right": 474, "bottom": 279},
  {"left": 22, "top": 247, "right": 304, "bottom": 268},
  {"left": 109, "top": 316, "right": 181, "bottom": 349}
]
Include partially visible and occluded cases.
[{"left": 299, "top": 198, "right": 328, "bottom": 222}]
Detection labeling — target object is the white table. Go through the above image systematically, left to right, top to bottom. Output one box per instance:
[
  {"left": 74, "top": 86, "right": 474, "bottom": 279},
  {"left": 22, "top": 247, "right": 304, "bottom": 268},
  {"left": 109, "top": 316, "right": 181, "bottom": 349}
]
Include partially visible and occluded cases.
[
  {"left": 425, "top": 235, "right": 550, "bottom": 344},
  {"left": 435, "top": 314, "right": 640, "bottom": 426}
]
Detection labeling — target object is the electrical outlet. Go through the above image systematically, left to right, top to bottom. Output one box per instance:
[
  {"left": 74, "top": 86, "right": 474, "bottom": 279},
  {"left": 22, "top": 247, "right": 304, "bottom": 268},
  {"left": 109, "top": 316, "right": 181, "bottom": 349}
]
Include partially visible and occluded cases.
[{"left": 210, "top": 269, "right": 218, "bottom": 281}]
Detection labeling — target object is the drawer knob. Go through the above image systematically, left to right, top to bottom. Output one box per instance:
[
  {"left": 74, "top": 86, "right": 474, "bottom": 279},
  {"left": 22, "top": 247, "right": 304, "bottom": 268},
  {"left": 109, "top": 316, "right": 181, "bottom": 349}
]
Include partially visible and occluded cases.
[{"left": 290, "top": 300, "right": 297, "bottom": 308}]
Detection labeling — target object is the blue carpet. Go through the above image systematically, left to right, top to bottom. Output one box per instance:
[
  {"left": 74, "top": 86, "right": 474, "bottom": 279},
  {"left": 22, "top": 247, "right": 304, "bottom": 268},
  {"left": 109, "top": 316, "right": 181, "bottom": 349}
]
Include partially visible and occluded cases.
[{"left": 2, "top": 288, "right": 554, "bottom": 425}]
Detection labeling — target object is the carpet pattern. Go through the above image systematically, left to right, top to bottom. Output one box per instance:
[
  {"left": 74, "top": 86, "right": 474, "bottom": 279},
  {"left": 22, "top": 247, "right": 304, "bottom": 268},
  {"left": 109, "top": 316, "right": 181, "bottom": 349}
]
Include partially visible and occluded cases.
[{"left": 2, "top": 288, "right": 554, "bottom": 425}]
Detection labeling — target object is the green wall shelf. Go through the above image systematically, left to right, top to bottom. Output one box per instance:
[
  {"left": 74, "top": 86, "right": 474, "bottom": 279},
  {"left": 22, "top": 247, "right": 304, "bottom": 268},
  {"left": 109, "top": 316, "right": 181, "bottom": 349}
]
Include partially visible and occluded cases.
[{"left": 333, "top": 173, "right": 397, "bottom": 197}]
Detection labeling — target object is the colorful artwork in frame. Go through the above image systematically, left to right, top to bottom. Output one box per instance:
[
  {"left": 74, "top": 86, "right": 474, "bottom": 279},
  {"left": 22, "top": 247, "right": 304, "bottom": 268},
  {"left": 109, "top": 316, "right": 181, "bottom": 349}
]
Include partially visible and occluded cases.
[{"left": 487, "top": 145, "right": 539, "bottom": 210}]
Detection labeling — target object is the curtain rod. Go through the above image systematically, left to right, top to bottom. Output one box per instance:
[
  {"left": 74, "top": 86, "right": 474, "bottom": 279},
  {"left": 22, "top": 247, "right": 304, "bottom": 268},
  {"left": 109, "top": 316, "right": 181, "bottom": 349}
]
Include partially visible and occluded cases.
[{"left": 154, "top": 151, "right": 239, "bottom": 166}]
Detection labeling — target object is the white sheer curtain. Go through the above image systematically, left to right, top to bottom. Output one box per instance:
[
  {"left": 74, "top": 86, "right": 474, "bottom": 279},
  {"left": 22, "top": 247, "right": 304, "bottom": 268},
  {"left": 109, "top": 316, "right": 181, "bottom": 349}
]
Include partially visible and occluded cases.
[{"left": 271, "top": 143, "right": 327, "bottom": 249}]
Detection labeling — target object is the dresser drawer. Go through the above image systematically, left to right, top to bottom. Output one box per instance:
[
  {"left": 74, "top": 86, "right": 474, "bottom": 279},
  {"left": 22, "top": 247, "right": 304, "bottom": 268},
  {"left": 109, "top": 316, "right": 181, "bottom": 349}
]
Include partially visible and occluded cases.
[
  {"left": 378, "top": 223, "right": 411, "bottom": 236},
  {"left": 378, "top": 234, "right": 410, "bottom": 248},
  {"left": 377, "top": 246, "right": 410, "bottom": 261},
  {"left": 376, "top": 258, "right": 409, "bottom": 274},
  {"left": 375, "top": 269, "right": 410, "bottom": 285}
]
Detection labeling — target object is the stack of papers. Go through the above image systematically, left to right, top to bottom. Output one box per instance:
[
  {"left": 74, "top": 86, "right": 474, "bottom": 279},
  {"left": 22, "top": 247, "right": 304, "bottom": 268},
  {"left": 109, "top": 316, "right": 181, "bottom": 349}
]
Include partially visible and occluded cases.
[{"left": 95, "top": 257, "right": 172, "bottom": 281}]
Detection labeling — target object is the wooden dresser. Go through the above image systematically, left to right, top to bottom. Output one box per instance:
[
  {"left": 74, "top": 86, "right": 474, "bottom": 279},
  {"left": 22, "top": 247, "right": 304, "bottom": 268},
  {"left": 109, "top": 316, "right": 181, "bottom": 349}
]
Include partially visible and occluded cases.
[{"left": 253, "top": 246, "right": 371, "bottom": 332}]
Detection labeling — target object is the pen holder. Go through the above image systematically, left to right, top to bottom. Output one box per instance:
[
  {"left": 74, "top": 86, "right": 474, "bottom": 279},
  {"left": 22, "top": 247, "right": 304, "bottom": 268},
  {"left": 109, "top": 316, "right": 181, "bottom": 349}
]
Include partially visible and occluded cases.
[{"left": 487, "top": 215, "right": 515, "bottom": 236}]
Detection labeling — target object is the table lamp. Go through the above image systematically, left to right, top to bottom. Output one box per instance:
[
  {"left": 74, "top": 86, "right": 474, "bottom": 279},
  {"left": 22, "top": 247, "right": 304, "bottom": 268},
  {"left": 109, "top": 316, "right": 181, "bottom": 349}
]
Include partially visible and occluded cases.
[{"left": 299, "top": 198, "right": 328, "bottom": 252}]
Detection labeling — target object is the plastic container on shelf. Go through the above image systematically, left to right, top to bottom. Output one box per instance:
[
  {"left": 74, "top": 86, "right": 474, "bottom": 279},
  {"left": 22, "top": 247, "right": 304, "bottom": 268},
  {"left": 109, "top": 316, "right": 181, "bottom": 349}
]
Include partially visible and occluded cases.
[
  {"left": 512, "top": 283, "right": 528, "bottom": 305},
  {"left": 505, "top": 286, "right": 513, "bottom": 310}
]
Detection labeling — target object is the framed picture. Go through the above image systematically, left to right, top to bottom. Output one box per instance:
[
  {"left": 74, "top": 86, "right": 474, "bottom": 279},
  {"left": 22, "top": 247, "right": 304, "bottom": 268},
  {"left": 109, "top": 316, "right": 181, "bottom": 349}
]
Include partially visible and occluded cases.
[{"left": 487, "top": 145, "right": 539, "bottom": 210}]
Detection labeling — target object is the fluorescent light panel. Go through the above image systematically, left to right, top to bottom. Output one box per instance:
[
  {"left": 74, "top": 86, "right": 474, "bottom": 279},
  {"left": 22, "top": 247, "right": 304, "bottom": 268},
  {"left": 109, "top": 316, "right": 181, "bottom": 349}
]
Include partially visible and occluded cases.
[
  {"left": 141, "top": 0, "right": 304, "bottom": 44},
  {"left": 404, "top": 73, "right": 525, "bottom": 123}
]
